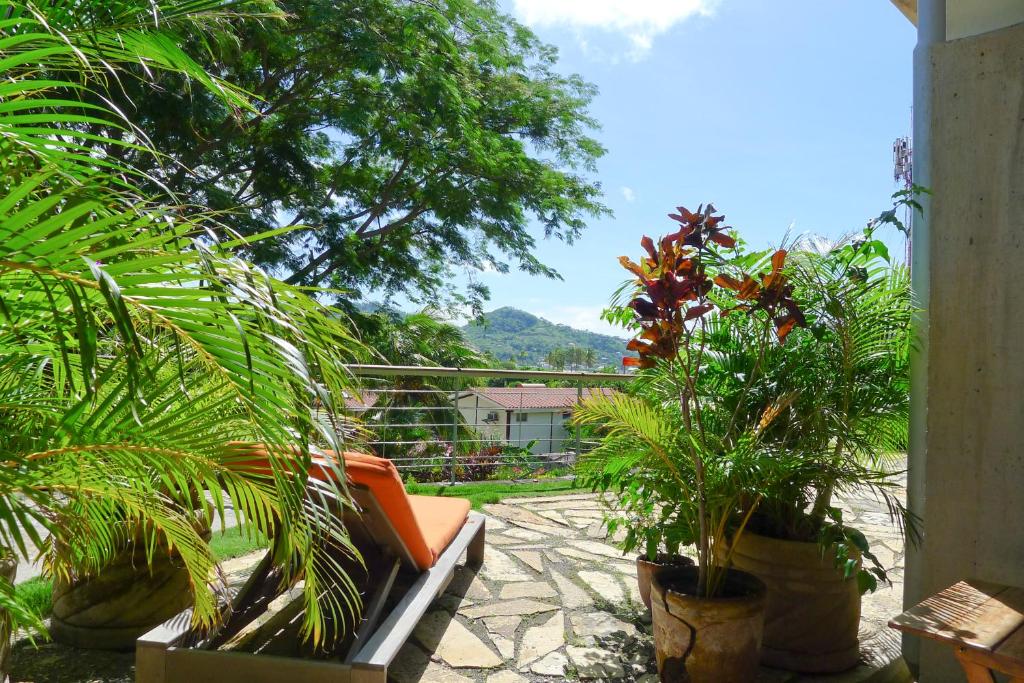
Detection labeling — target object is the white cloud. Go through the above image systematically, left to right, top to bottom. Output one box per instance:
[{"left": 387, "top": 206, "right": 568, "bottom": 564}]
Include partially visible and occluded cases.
[
  {"left": 511, "top": 0, "right": 719, "bottom": 59},
  {"left": 621, "top": 186, "right": 636, "bottom": 203},
  {"left": 535, "top": 305, "right": 626, "bottom": 338}
]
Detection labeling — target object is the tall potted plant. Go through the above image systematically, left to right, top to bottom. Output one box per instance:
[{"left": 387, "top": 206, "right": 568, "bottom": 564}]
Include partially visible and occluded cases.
[
  {"left": 0, "top": 0, "right": 365, "bottom": 664},
  {"left": 576, "top": 204, "right": 807, "bottom": 681},
  {"left": 711, "top": 211, "right": 916, "bottom": 673}
]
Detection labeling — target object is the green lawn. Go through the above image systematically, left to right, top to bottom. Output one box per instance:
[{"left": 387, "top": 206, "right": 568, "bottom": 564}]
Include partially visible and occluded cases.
[
  {"left": 405, "top": 478, "right": 587, "bottom": 509},
  {"left": 207, "top": 525, "right": 269, "bottom": 560}
]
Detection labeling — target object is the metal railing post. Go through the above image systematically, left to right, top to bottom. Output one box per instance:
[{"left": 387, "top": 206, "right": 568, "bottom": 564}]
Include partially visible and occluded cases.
[
  {"left": 450, "top": 376, "right": 461, "bottom": 485},
  {"left": 575, "top": 380, "right": 583, "bottom": 458}
]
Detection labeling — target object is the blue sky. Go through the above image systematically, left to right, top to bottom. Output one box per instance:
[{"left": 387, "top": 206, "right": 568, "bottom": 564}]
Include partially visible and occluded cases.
[{"left": 460, "top": 1, "right": 916, "bottom": 335}]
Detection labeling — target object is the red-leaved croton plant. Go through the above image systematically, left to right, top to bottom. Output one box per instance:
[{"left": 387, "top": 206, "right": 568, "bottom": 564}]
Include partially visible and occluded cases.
[
  {"left": 618, "top": 203, "right": 806, "bottom": 596},
  {"left": 621, "top": 204, "right": 804, "bottom": 370}
]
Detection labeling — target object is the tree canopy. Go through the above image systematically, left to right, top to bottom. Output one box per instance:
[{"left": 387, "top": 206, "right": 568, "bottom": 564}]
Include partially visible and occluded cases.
[{"left": 91, "top": 0, "right": 608, "bottom": 311}]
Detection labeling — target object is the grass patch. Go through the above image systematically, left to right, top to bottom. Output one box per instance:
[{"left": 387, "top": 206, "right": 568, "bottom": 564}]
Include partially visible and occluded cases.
[
  {"left": 406, "top": 478, "right": 587, "bottom": 509},
  {"left": 209, "top": 525, "right": 268, "bottom": 560},
  {"left": 15, "top": 577, "right": 52, "bottom": 619}
]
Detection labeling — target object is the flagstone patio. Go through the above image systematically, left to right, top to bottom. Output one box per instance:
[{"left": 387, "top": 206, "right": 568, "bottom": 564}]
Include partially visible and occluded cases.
[
  {"left": 6, "top": 478, "right": 911, "bottom": 683},
  {"left": 389, "top": 482, "right": 911, "bottom": 683}
]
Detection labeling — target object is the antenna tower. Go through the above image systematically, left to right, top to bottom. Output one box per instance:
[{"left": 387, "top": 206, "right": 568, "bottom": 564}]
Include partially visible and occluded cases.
[{"left": 893, "top": 127, "right": 913, "bottom": 266}]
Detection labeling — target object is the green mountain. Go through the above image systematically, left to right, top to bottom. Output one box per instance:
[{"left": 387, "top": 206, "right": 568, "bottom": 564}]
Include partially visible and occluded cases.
[{"left": 461, "top": 307, "right": 627, "bottom": 367}]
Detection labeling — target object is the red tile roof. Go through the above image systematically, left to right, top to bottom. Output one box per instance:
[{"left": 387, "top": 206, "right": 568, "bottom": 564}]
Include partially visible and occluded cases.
[{"left": 461, "top": 386, "right": 617, "bottom": 410}]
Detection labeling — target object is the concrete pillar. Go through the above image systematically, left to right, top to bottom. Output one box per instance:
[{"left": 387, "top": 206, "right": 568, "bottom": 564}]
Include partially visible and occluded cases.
[
  {"left": 902, "top": 0, "right": 943, "bottom": 675},
  {"left": 905, "top": 3, "right": 1024, "bottom": 679}
]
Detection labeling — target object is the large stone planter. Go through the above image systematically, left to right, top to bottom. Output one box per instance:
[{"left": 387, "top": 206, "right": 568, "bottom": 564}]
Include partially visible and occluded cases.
[
  {"left": 50, "top": 527, "right": 211, "bottom": 650},
  {"left": 729, "top": 531, "right": 861, "bottom": 673},
  {"left": 636, "top": 553, "right": 694, "bottom": 611},
  {"left": 651, "top": 565, "right": 766, "bottom": 682}
]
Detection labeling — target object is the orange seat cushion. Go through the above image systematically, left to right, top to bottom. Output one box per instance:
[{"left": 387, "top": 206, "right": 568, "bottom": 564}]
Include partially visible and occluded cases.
[
  {"left": 221, "top": 444, "right": 470, "bottom": 570},
  {"left": 319, "top": 451, "right": 435, "bottom": 570},
  {"left": 320, "top": 452, "right": 470, "bottom": 570},
  {"left": 407, "top": 495, "right": 472, "bottom": 567}
]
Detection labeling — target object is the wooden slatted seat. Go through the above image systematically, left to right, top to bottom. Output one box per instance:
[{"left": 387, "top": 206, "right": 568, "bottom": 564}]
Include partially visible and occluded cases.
[{"left": 889, "top": 578, "right": 1024, "bottom": 682}]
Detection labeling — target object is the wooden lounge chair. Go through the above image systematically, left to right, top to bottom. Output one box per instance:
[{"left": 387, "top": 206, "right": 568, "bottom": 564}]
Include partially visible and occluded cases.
[{"left": 136, "top": 448, "right": 485, "bottom": 683}]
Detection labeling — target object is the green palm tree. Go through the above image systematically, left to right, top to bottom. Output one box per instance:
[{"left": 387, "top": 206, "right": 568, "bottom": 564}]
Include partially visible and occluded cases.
[
  {"left": 0, "top": 0, "right": 364, "bottom": 658},
  {"left": 357, "top": 309, "right": 486, "bottom": 478}
]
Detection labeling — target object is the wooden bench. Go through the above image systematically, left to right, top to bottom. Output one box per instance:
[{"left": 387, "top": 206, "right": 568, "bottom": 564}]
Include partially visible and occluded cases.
[{"left": 889, "top": 578, "right": 1024, "bottom": 682}]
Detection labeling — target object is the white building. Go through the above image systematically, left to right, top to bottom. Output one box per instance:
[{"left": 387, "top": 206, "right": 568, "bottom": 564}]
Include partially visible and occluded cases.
[{"left": 456, "top": 386, "right": 617, "bottom": 455}]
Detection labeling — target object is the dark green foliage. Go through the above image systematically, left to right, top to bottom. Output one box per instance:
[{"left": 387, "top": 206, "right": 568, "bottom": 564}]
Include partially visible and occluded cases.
[
  {"left": 83, "top": 0, "right": 608, "bottom": 311},
  {"left": 462, "top": 308, "right": 625, "bottom": 366}
]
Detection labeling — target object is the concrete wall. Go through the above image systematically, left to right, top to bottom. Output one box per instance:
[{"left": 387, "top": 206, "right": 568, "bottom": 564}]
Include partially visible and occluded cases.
[
  {"left": 909, "top": 18, "right": 1024, "bottom": 682},
  {"left": 458, "top": 395, "right": 506, "bottom": 443},
  {"left": 457, "top": 397, "right": 573, "bottom": 454},
  {"left": 507, "top": 409, "right": 571, "bottom": 454}
]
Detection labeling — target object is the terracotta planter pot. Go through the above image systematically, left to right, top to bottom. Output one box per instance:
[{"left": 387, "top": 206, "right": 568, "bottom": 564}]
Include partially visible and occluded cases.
[
  {"left": 50, "top": 526, "right": 212, "bottom": 650},
  {"left": 729, "top": 532, "right": 861, "bottom": 673},
  {"left": 636, "top": 554, "right": 694, "bottom": 611},
  {"left": 651, "top": 565, "right": 766, "bottom": 682}
]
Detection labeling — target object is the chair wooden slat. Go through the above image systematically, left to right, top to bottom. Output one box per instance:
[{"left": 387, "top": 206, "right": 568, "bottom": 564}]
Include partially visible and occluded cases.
[
  {"left": 889, "top": 579, "right": 1024, "bottom": 650},
  {"left": 891, "top": 579, "right": 1024, "bottom": 683},
  {"left": 956, "top": 587, "right": 1024, "bottom": 652}
]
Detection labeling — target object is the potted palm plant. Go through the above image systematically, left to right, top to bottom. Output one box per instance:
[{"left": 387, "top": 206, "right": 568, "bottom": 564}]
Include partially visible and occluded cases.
[
  {"left": 0, "top": 0, "right": 365, "bottom": 664},
  {"left": 576, "top": 204, "right": 808, "bottom": 681},
  {"left": 710, "top": 213, "right": 916, "bottom": 673},
  {"left": 576, "top": 436, "right": 695, "bottom": 610}
]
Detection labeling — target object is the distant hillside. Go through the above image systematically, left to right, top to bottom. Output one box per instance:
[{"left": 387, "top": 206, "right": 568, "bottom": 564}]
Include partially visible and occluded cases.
[{"left": 461, "top": 307, "right": 626, "bottom": 367}]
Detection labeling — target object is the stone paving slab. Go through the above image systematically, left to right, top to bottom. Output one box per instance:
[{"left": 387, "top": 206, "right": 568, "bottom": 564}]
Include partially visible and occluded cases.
[{"left": 392, "top": 478, "right": 911, "bottom": 682}]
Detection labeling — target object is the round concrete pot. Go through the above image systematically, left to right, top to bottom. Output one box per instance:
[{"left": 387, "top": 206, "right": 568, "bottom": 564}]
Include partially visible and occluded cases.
[
  {"left": 50, "top": 527, "right": 211, "bottom": 650},
  {"left": 729, "top": 531, "right": 862, "bottom": 673},
  {"left": 636, "top": 553, "right": 694, "bottom": 611},
  {"left": 651, "top": 565, "right": 766, "bottom": 682}
]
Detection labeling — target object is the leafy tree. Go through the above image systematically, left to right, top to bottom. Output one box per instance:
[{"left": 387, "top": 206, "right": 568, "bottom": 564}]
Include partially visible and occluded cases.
[
  {"left": 0, "top": 0, "right": 364, "bottom": 655},
  {"left": 82, "top": 0, "right": 608, "bottom": 311},
  {"left": 359, "top": 309, "right": 485, "bottom": 370},
  {"left": 545, "top": 345, "right": 597, "bottom": 370},
  {"left": 545, "top": 348, "right": 567, "bottom": 371}
]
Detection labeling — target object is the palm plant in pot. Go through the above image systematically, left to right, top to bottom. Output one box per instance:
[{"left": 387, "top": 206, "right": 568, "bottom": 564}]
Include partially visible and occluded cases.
[
  {"left": 0, "top": 0, "right": 366, "bottom": 663},
  {"left": 575, "top": 204, "right": 809, "bottom": 682},
  {"left": 711, "top": 213, "right": 916, "bottom": 673}
]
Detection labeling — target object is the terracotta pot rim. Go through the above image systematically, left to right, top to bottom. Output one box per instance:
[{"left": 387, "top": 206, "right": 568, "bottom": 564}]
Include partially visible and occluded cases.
[
  {"left": 636, "top": 553, "right": 694, "bottom": 567},
  {"left": 653, "top": 565, "right": 766, "bottom": 603}
]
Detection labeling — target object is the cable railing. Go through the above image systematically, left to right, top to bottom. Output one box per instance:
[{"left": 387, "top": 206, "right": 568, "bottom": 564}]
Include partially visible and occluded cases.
[{"left": 340, "top": 365, "right": 633, "bottom": 484}]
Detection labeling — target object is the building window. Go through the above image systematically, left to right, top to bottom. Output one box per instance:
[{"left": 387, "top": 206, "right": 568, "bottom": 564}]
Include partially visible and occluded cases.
[{"left": 515, "top": 412, "right": 528, "bottom": 423}]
